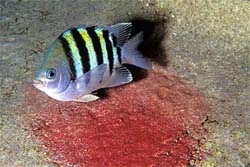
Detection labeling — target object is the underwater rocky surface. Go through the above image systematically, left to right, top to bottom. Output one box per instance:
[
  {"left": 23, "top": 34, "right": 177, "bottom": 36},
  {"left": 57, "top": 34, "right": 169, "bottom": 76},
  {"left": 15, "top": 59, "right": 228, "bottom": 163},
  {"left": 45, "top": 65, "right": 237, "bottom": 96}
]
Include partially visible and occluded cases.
[{"left": 0, "top": 0, "right": 249, "bottom": 167}]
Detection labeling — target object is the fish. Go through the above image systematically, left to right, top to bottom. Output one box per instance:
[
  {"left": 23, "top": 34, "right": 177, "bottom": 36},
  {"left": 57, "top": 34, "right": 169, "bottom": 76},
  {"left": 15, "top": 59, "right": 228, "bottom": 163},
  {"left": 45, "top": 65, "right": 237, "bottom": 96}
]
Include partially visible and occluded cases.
[{"left": 33, "top": 23, "right": 152, "bottom": 102}]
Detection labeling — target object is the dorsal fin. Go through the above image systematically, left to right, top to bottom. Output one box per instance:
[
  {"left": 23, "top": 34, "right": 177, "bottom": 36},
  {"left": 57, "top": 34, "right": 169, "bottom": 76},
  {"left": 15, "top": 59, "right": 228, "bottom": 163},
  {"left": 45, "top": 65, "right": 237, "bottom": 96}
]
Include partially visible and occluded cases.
[{"left": 104, "top": 23, "right": 132, "bottom": 47}]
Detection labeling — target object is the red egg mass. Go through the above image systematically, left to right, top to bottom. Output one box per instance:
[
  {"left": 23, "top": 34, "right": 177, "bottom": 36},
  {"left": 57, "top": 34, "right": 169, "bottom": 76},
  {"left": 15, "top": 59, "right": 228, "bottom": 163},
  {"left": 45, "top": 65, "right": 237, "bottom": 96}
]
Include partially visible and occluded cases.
[{"left": 23, "top": 67, "right": 211, "bottom": 167}]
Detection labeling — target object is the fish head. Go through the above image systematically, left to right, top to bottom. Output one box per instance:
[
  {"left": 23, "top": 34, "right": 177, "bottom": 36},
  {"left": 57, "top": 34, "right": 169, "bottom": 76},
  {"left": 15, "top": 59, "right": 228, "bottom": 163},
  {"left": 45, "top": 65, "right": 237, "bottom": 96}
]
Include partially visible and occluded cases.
[{"left": 33, "top": 39, "right": 71, "bottom": 95}]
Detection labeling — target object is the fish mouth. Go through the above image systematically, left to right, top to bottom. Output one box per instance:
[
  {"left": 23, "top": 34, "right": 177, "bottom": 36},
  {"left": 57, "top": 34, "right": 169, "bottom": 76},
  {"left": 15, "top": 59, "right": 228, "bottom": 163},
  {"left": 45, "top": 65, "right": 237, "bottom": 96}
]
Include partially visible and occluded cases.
[{"left": 33, "top": 79, "right": 45, "bottom": 89}]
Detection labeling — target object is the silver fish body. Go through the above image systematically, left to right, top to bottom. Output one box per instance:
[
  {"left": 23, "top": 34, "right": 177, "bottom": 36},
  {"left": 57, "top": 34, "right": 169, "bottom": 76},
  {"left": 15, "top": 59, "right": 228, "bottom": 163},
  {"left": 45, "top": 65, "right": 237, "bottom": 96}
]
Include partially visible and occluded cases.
[{"left": 34, "top": 23, "right": 152, "bottom": 102}]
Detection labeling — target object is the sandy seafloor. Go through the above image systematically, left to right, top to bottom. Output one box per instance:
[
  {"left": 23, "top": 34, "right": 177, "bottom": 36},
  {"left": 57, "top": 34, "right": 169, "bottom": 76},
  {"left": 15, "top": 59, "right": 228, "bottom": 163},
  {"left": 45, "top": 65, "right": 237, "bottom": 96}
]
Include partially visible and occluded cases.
[{"left": 0, "top": 0, "right": 249, "bottom": 166}]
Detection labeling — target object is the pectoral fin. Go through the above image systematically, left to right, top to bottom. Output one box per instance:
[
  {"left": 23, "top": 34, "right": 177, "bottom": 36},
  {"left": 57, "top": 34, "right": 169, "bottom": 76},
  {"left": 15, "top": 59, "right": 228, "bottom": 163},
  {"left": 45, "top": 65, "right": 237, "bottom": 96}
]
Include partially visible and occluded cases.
[
  {"left": 76, "top": 64, "right": 107, "bottom": 93},
  {"left": 104, "top": 66, "right": 133, "bottom": 88}
]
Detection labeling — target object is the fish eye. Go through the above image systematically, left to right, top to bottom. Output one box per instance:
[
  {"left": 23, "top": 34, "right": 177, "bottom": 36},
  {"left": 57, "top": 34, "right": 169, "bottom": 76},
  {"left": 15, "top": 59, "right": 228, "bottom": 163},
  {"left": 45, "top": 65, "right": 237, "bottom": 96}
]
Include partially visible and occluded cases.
[{"left": 46, "top": 68, "right": 56, "bottom": 79}]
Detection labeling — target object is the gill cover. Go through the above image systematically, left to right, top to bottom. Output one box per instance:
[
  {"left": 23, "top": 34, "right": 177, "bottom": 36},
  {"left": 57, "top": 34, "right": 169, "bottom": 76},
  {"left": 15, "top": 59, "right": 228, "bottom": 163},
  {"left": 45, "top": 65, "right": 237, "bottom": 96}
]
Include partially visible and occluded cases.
[{"left": 35, "top": 38, "right": 71, "bottom": 94}]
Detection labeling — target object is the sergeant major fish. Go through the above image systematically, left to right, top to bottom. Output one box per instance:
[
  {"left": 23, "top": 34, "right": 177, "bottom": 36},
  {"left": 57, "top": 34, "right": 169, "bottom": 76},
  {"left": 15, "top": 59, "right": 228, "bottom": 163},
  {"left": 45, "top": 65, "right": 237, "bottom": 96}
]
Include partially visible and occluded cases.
[{"left": 33, "top": 23, "right": 152, "bottom": 102}]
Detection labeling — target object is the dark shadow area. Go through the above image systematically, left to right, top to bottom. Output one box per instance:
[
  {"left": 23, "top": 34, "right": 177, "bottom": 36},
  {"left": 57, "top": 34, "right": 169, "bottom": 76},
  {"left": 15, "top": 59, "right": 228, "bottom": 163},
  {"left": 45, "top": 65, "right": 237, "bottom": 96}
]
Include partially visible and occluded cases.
[
  {"left": 125, "top": 19, "right": 168, "bottom": 82},
  {"left": 130, "top": 19, "right": 168, "bottom": 66},
  {"left": 124, "top": 64, "right": 148, "bottom": 82},
  {"left": 92, "top": 88, "right": 109, "bottom": 99}
]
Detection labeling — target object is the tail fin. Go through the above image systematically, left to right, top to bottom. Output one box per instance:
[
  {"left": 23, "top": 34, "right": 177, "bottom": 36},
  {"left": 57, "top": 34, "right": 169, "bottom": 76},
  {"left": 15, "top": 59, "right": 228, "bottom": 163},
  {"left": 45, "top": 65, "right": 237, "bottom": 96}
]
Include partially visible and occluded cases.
[{"left": 121, "top": 32, "right": 152, "bottom": 70}]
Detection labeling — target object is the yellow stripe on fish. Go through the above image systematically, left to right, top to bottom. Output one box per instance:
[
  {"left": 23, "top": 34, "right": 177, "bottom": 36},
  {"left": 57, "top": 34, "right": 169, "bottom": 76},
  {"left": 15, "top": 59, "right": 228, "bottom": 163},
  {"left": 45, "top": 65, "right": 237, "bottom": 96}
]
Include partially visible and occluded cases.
[
  {"left": 77, "top": 28, "right": 98, "bottom": 69},
  {"left": 96, "top": 30, "right": 109, "bottom": 65},
  {"left": 63, "top": 31, "right": 83, "bottom": 77}
]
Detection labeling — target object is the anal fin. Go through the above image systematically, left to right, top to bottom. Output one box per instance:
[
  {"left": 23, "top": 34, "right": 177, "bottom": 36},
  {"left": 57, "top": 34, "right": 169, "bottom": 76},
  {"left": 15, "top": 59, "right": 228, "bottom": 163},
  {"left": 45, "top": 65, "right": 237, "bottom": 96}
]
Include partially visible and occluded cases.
[{"left": 105, "top": 66, "right": 133, "bottom": 88}]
